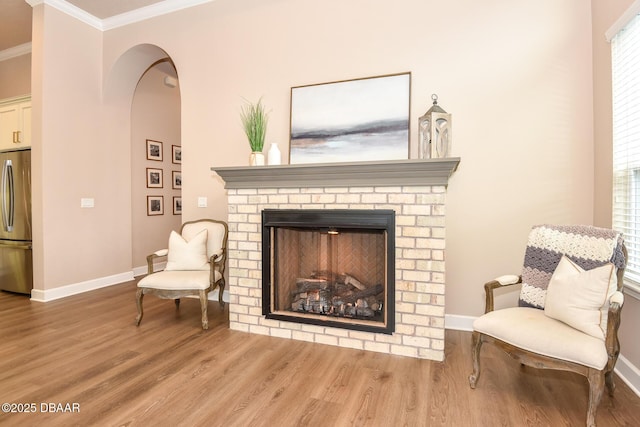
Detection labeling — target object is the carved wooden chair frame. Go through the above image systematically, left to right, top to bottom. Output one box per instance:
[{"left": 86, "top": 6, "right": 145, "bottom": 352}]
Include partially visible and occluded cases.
[
  {"left": 135, "top": 219, "right": 228, "bottom": 330},
  {"left": 469, "top": 245, "right": 626, "bottom": 427}
]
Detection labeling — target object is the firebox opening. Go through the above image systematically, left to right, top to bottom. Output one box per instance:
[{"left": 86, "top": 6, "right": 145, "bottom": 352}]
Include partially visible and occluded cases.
[{"left": 262, "top": 209, "right": 395, "bottom": 334}]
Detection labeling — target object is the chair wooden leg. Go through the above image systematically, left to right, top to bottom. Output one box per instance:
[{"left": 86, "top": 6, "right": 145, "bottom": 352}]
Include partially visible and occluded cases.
[
  {"left": 218, "top": 279, "right": 226, "bottom": 309},
  {"left": 135, "top": 288, "right": 144, "bottom": 326},
  {"left": 199, "top": 290, "right": 209, "bottom": 330},
  {"left": 175, "top": 298, "right": 180, "bottom": 309},
  {"left": 469, "top": 331, "right": 483, "bottom": 388},
  {"left": 586, "top": 369, "right": 605, "bottom": 427},
  {"left": 605, "top": 369, "right": 616, "bottom": 397}
]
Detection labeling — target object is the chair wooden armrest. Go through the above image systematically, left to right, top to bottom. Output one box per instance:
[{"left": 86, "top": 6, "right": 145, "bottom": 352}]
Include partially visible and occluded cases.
[
  {"left": 208, "top": 248, "right": 228, "bottom": 307},
  {"left": 146, "top": 249, "right": 168, "bottom": 275},
  {"left": 210, "top": 250, "right": 226, "bottom": 275},
  {"left": 211, "top": 250, "right": 225, "bottom": 263},
  {"left": 484, "top": 274, "right": 522, "bottom": 313},
  {"left": 605, "top": 292, "right": 624, "bottom": 381}
]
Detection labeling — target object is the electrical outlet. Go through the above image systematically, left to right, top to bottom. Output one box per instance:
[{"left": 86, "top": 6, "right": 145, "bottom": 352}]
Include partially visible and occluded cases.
[
  {"left": 197, "top": 197, "right": 207, "bottom": 208},
  {"left": 80, "top": 198, "right": 94, "bottom": 208}
]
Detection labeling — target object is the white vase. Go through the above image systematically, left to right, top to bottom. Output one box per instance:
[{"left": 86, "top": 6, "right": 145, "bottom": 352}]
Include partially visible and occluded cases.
[
  {"left": 268, "top": 143, "right": 281, "bottom": 165},
  {"left": 249, "top": 152, "right": 265, "bottom": 166}
]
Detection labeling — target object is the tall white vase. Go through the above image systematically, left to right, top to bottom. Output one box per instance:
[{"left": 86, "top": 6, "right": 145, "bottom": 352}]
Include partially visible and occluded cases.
[{"left": 268, "top": 143, "right": 282, "bottom": 165}]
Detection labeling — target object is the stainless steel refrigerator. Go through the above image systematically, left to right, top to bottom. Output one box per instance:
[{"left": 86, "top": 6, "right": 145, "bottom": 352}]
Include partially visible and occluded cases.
[{"left": 0, "top": 148, "right": 32, "bottom": 294}]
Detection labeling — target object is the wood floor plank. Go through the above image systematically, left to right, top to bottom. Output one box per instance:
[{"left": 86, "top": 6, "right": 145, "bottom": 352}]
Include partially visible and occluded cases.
[{"left": 0, "top": 281, "right": 639, "bottom": 426}]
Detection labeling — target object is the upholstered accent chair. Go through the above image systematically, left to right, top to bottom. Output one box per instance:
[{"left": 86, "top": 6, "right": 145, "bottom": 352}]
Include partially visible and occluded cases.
[
  {"left": 135, "top": 219, "right": 228, "bottom": 330},
  {"left": 469, "top": 225, "right": 626, "bottom": 427}
]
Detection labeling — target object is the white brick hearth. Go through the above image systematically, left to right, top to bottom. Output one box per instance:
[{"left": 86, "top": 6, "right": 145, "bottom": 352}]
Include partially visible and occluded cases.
[{"left": 214, "top": 159, "right": 459, "bottom": 361}]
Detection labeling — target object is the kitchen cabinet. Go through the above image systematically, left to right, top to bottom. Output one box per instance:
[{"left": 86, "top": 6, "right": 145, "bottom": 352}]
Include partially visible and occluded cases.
[{"left": 0, "top": 96, "right": 31, "bottom": 150}]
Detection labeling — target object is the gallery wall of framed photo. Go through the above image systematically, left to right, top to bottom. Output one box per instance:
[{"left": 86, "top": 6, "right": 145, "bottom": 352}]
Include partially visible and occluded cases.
[
  {"left": 130, "top": 63, "right": 182, "bottom": 270},
  {"left": 145, "top": 139, "right": 182, "bottom": 216}
]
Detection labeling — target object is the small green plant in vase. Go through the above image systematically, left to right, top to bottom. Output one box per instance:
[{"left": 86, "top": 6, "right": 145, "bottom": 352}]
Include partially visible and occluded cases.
[{"left": 240, "top": 98, "right": 269, "bottom": 166}]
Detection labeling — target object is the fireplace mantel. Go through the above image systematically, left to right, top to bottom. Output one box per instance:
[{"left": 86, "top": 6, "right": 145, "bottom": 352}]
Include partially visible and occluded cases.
[{"left": 212, "top": 158, "right": 460, "bottom": 189}]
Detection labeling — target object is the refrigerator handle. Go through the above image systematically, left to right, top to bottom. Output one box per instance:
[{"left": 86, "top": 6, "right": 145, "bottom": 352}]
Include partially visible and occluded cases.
[{"left": 2, "top": 159, "right": 14, "bottom": 232}]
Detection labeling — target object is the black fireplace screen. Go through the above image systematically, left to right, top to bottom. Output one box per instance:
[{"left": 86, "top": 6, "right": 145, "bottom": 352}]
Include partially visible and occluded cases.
[{"left": 262, "top": 209, "right": 395, "bottom": 334}]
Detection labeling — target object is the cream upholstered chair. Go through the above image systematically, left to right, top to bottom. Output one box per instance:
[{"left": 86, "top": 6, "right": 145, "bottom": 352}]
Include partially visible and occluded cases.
[
  {"left": 135, "top": 219, "right": 228, "bottom": 330},
  {"left": 469, "top": 224, "right": 626, "bottom": 427}
]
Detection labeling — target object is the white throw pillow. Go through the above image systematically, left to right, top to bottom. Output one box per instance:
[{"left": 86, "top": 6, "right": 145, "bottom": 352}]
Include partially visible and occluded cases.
[
  {"left": 165, "top": 229, "right": 210, "bottom": 271},
  {"left": 544, "top": 255, "right": 615, "bottom": 341}
]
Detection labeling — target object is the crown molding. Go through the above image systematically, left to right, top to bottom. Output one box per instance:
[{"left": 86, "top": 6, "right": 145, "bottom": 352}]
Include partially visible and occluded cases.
[
  {"left": 26, "top": 0, "right": 215, "bottom": 31},
  {"left": 28, "top": 0, "right": 102, "bottom": 29},
  {"left": 102, "top": 0, "right": 214, "bottom": 31}
]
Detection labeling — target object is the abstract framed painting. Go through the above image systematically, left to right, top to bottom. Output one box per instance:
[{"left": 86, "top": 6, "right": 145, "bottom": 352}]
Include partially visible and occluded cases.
[{"left": 289, "top": 72, "right": 411, "bottom": 164}]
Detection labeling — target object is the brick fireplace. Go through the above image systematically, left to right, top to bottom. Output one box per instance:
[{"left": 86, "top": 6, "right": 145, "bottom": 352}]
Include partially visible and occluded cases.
[{"left": 213, "top": 158, "right": 459, "bottom": 361}]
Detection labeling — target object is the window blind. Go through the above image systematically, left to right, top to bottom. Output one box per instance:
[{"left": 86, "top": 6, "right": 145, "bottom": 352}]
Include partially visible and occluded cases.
[{"left": 612, "top": 13, "right": 640, "bottom": 290}]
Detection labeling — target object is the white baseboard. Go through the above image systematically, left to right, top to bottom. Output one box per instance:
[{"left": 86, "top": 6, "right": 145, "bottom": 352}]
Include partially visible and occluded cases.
[
  {"left": 132, "top": 262, "right": 166, "bottom": 277},
  {"left": 132, "top": 265, "right": 147, "bottom": 277},
  {"left": 30, "top": 268, "right": 230, "bottom": 304},
  {"left": 30, "top": 271, "right": 135, "bottom": 302},
  {"left": 184, "top": 289, "right": 230, "bottom": 303},
  {"left": 445, "top": 313, "right": 640, "bottom": 398},
  {"left": 445, "top": 313, "right": 475, "bottom": 331},
  {"left": 615, "top": 354, "right": 640, "bottom": 397}
]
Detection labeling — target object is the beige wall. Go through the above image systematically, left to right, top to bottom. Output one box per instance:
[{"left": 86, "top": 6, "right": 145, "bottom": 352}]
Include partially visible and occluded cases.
[
  {"left": 27, "top": 0, "right": 640, "bottom": 371},
  {"left": 101, "top": 0, "right": 596, "bottom": 298},
  {"left": 592, "top": 0, "right": 640, "bottom": 369},
  {"left": 32, "top": 4, "right": 133, "bottom": 290},
  {"left": 0, "top": 54, "right": 31, "bottom": 99},
  {"left": 131, "top": 64, "right": 182, "bottom": 269}
]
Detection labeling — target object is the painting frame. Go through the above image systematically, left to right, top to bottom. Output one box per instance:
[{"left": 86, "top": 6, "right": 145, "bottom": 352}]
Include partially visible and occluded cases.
[
  {"left": 289, "top": 72, "right": 411, "bottom": 165},
  {"left": 146, "top": 139, "right": 163, "bottom": 161},
  {"left": 172, "top": 145, "right": 182, "bottom": 164},
  {"left": 146, "top": 168, "right": 163, "bottom": 188},
  {"left": 172, "top": 171, "right": 182, "bottom": 189},
  {"left": 147, "top": 195, "right": 164, "bottom": 216},
  {"left": 173, "top": 196, "right": 182, "bottom": 215}
]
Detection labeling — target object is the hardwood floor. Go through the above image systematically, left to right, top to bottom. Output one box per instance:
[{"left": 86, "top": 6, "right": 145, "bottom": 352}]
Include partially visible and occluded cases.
[{"left": 0, "top": 280, "right": 639, "bottom": 426}]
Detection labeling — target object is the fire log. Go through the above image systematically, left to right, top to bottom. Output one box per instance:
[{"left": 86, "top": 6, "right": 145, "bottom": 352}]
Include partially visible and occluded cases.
[
  {"left": 344, "top": 273, "right": 366, "bottom": 290},
  {"left": 295, "top": 278, "right": 329, "bottom": 292},
  {"left": 340, "top": 283, "right": 384, "bottom": 304}
]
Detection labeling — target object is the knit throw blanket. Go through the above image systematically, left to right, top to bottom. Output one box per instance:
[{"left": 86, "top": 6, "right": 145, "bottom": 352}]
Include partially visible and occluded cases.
[{"left": 518, "top": 224, "right": 626, "bottom": 309}]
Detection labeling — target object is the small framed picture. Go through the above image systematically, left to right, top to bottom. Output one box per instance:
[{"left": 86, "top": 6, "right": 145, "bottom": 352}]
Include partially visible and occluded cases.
[
  {"left": 146, "top": 139, "right": 163, "bottom": 161},
  {"left": 172, "top": 145, "right": 182, "bottom": 164},
  {"left": 146, "top": 168, "right": 163, "bottom": 188},
  {"left": 172, "top": 171, "right": 182, "bottom": 189},
  {"left": 147, "top": 196, "right": 164, "bottom": 216},
  {"left": 173, "top": 196, "right": 182, "bottom": 215}
]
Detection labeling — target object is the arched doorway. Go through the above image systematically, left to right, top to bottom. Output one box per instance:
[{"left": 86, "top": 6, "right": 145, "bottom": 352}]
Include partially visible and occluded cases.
[{"left": 102, "top": 44, "right": 181, "bottom": 274}]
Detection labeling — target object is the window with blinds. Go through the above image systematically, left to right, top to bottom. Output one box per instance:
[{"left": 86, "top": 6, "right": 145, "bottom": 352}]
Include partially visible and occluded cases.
[{"left": 612, "top": 12, "right": 640, "bottom": 291}]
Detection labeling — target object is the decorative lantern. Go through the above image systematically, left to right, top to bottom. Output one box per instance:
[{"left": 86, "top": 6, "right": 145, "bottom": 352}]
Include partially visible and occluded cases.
[{"left": 418, "top": 94, "right": 452, "bottom": 159}]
